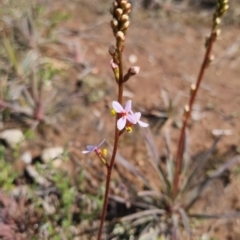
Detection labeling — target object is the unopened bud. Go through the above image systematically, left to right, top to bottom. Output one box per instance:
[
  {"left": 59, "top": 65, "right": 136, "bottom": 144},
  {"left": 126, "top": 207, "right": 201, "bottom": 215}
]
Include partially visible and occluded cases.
[
  {"left": 120, "top": 0, "right": 128, "bottom": 9},
  {"left": 113, "top": 1, "right": 118, "bottom": 8},
  {"left": 124, "top": 3, "right": 131, "bottom": 14},
  {"left": 223, "top": 4, "right": 229, "bottom": 11},
  {"left": 115, "top": 8, "right": 123, "bottom": 20},
  {"left": 121, "top": 14, "right": 129, "bottom": 23},
  {"left": 215, "top": 17, "right": 221, "bottom": 25},
  {"left": 111, "top": 19, "right": 118, "bottom": 29},
  {"left": 121, "top": 20, "right": 130, "bottom": 30},
  {"left": 216, "top": 29, "right": 221, "bottom": 36},
  {"left": 116, "top": 31, "right": 125, "bottom": 41},
  {"left": 109, "top": 45, "right": 116, "bottom": 56},
  {"left": 209, "top": 55, "right": 215, "bottom": 61},
  {"left": 110, "top": 59, "right": 118, "bottom": 69},
  {"left": 123, "top": 66, "right": 140, "bottom": 82},
  {"left": 129, "top": 66, "right": 140, "bottom": 75},
  {"left": 190, "top": 83, "right": 196, "bottom": 95},
  {"left": 191, "top": 83, "right": 196, "bottom": 91},
  {"left": 184, "top": 105, "right": 190, "bottom": 113}
]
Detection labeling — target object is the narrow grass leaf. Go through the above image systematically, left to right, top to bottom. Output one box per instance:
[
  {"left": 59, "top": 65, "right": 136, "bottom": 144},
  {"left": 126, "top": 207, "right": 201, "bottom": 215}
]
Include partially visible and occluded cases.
[
  {"left": 142, "top": 127, "right": 170, "bottom": 190},
  {"left": 181, "top": 137, "right": 221, "bottom": 195}
]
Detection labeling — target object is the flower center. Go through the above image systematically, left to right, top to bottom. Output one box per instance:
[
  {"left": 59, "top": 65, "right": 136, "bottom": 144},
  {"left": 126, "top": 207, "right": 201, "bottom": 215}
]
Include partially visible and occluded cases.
[{"left": 121, "top": 111, "right": 127, "bottom": 118}]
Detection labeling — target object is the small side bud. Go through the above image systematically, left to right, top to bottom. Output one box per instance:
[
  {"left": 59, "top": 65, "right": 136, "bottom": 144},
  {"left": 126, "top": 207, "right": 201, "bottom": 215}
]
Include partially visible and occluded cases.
[
  {"left": 120, "top": 0, "right": 128, "bottom": 9},
  {"left": 113, "top": 1, "right": 118, "bottom": 8},
  {"left": 123, "top": 3, "right": 131, "bottom": 14},
  {"left": 115, "top": 8, "right": 123, "bottom": 20},
  {"left": 121, "top": 14, "right": 129, "bottom": 23},
  {"left": 215, "top": 17, "right": 221, "bottom": 25},
  {"left": 111, "top": 19, "right": 118, "bottom": 29},
  {"left": 121, "top": 20, "right": 130, "bottom": 31},
  {"left": 216, "top": 29, "right": 221, "bottom": 37},
  {"left": 116, "top": 31, "right": 125, "bottom": 41},
  {"left": 109, "top": 45, "right": 116, "bottom": 56},
  {"left": 206, "top": 55, "right": 214, "bottom": 67},
  {"left": 110, "top": 59, "right": 119, "bottom": 69},
  {"left": 110, "top": 59, "right": 120, "bottom": 81},
  {"left": 123, "top": 66, "right": 140, "bottom": 82},
  {"left": 129, "top": 66, "right": 140, "bottom": 75},
  {"left": 190, "top": 83, "right": 196, "bottom": 95},
  {"left": 184, "top": 105, "right": 190, "bottom": 113}
]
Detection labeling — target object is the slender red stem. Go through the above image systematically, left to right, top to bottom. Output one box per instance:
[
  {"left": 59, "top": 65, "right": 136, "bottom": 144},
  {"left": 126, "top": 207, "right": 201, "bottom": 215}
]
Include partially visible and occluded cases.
[
  {"left": 173, "top": 32, "right": 216, "bottom": 199},
  {"left": 97, "top": 48, "right": 124, "bottom": 240}
]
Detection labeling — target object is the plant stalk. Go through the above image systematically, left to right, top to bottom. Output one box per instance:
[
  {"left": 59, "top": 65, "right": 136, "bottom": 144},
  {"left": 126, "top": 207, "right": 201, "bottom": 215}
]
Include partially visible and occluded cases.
[
  {"left": 173, "top": 32, "right": 216, "bottom": 199},
  {"left": 97, "top": 48, "right": 124, "bottom": 240}
]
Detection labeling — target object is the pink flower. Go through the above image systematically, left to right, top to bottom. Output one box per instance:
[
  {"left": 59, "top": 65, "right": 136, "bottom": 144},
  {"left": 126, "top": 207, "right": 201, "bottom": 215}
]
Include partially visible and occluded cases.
[
  {"left": 112, "top": 100, "right": 135, "bottom": 130},
  {"left": 132, "top": 112, "right": 148, "bottom": 127},
  {"left": 82, "top": 139, "right": 105, "bottom": 154}
]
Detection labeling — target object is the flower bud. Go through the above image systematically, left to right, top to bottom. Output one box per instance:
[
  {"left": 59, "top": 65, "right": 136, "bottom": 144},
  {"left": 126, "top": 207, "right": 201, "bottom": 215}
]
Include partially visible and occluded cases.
[
  {"left": 120, "top": 0, "right": 128, "bottom": 9},
  {"left": 113, "top": 1, "right": 118, "bottom": 8},
  {"left": 124, "top": 3, "right": 131, "bottom": 14},
  {"left": 115, "top": 8, "right": 123, "bottom": 20},
  {"left": 121, "top": 14, "right": 129, "bottom": 23},
  {"left": 215, "top": 17, "right": 221, "bottom": 25},
  {"left": 111, "top": 18, "right": 118, "bottom": 29},
  {"left": 121, "top": 21, "right": 130, "bottom": 30},
  {"left": 116, "top": 31, "right": 125, "bottom": 41},
  {"left": 109, "top": 45, "right": 116, "bottom": 56},
  {"left": 110, "top": 59, "right": 118, "bottom": 69},
  {"left": 123, "top": 66, "right": 140, "bottom": 82},
  {"left": 129, "top": 66, "right": 140, "bottom": 75},
  {"left": 190, "top": 83, "right": 196, "bottom": 95},
  {"left": 184, "top": 105, "right": 190, "bottom": 113}
]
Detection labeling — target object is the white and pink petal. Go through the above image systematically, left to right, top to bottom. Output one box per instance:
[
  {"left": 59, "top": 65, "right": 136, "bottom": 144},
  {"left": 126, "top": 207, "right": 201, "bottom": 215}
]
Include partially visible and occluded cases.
[
  {"left": 112, "top": 101, "right": 124, "bottom": 113},
  {"left": 117, "top": 117, "right": 126, "bottom": 130}
]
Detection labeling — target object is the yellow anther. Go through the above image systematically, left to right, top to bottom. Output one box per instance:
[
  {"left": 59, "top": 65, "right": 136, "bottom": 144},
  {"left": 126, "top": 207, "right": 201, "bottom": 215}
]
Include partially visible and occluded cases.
[
  {"left": 111, "top": 109, "right": 117, "bottom": 116},
  {"left": 126, "top": 126, "right": 133, "bottom": 133},
  {"left": 102, "top": 148, "right": 107, "bottom": 157}
]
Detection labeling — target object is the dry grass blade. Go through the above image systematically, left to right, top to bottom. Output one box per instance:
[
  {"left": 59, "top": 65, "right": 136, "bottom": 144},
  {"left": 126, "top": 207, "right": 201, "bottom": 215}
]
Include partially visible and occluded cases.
[
  {"left": 142, "top": 127, "right": 170, "bottom": 190},
  {"left": 180, "top": 136, "right": 221, "bottom": 195},
  {"left": 210, "top": 155, "right": 240, "bottom": 179},
  {"left": 137, "top": 190, "right": 172, "bottom": 205},
  {"left": 109, "top": 195, "right": 155, "bottom": 210},
  {"left": 179, "top": 208, "right": 191, "bottom": 238},
  {"left": 120, "top": 209, "right": 165, "bottom": 222},
  {"left": 189, "top": 211, "right": 240, "bottom": 219}
]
